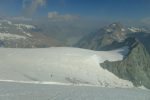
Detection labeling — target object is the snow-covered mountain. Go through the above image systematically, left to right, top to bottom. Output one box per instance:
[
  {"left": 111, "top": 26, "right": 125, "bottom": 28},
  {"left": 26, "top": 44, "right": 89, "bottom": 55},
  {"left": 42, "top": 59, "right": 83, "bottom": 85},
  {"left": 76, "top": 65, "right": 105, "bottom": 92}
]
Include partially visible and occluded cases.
[
  {"left": 0, "top": 19, "right": 63, "bottom": 47},
  {"left": 0, "top": 20, "right": 149, "bottom": 99},
  {"left": 74, "top": 22, "right": 150, "bottom": 89},
  {"left": 75, "top": 22, "right": 150, "bottom": 53},
  {"left": 75, "top": 22, "right": 128, "bottom": 50},
  {"left": 127, "top": 27, "right": 147, "bottom": 33},
  {"left": 0, "top": 47, "right": 133, "bottom": 88}
]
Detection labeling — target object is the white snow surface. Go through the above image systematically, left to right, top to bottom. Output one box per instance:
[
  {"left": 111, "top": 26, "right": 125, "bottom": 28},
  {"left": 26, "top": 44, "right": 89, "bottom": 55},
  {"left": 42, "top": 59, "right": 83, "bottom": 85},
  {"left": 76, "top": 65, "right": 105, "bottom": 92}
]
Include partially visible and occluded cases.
[
  {"left": 14, "top": 24, "right": 35, "bottom": 29},
  {"left": 128, "top": 27, "right": 146, "bottom": 33},
  {"left": 121, "top": 28, "right": 125, "bottom": 31},
  {"left": 106, "top": 29, "right": 112, "bottom": 32},
  {"left": 0, "top": 33, "right": 26, "bottom": 40},
  {"left": 0, "top": 47, "right": 133, "bottom": 88},
  {"left": 0, "top": 81, "right": 149, "bottom": 100}
]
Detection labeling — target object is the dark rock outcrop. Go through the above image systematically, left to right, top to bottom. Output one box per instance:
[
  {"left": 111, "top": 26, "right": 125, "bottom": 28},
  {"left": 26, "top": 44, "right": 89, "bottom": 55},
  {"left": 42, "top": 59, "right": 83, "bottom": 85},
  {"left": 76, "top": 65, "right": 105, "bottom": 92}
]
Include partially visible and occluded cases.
[{"left": 101, "top": 38, "right": 150, "bottom": 89}]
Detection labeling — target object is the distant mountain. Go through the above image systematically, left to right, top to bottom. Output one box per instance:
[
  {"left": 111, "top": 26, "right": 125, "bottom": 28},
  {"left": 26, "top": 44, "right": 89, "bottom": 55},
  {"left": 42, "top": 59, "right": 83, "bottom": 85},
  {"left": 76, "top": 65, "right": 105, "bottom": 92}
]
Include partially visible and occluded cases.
[
  {"left": 0, "top": 19, "right": 63, "bottom": 48},
  {"left": 32, "top": 19, "right": 105, "bottom": 46},
  {"left": 75, "top": 22, "right": 150, "bottom": 54},
  {"left": 75, "top": 22, "right": 127, "bottom": 50},
  {"left": 75, "top": 22, "right": 150, "bottom": 89},
  {"left": 101, "top": 38, "right": 150, "bottom": 89}
]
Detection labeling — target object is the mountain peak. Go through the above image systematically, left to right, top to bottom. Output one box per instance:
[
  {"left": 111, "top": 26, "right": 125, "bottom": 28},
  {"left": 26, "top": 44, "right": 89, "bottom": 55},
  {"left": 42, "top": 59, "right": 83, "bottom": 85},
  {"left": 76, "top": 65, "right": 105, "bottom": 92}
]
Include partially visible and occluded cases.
[
  {"left": 75, "top": 22, "right": 127, "bottom": 50},
  {"left": 104, "top": 22, "right": 124, "bottom": 30},
  {"left": 109, "top": 22, "right": 123, "bottom": 29}
]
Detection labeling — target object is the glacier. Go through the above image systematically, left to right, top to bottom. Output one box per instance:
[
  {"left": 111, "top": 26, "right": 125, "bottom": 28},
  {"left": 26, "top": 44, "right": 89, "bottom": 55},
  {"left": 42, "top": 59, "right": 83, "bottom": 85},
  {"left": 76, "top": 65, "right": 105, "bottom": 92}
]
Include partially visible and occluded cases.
[
  {"left": 0, "top": 47, "right": 132, "bottom": 87},
  {"left": 0, "top": 47, "right": 149, "bottom": 100}
]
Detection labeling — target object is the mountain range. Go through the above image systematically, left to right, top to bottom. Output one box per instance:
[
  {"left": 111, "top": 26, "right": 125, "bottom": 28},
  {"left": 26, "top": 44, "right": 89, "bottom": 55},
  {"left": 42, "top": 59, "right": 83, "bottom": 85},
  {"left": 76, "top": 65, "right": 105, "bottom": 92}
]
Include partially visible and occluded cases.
[
  {"left": 0, "top": 18, "right": 150, "bottom": 89},
  {"left": 0, "top": 19, "right": 63, "bottom": 48},
  {"left": 75, "top": 22, "right": 150, "bottom": 89},
  {"left": 75, "top": 22, "right": 150, "bottom": 52}
]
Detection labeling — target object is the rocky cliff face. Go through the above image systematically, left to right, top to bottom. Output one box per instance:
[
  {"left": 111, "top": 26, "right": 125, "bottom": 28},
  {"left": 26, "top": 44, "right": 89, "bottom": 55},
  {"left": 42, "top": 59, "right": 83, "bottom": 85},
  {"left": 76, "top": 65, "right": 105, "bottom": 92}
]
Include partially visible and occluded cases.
[{"left": 101, "top": 38, "right": 150, "bottom": 89}]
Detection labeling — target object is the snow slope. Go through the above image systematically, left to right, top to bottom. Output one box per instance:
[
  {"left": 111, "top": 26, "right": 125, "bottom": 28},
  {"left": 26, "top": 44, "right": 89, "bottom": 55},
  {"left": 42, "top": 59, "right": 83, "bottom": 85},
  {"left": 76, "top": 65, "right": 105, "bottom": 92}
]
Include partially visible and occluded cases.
[
  {"left": 0, "top": 47, "right": 133, "bottom": 88},
  {"left": 0, "top": 82, "right": 149, "bottom": 100}
]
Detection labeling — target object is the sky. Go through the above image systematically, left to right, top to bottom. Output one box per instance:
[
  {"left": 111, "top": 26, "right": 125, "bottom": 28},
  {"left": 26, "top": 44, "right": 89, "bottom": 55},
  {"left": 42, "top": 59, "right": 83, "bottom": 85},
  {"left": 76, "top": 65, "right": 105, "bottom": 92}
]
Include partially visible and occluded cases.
[{"left": 0, "top": 0, "right": 150, "bottom": 22}]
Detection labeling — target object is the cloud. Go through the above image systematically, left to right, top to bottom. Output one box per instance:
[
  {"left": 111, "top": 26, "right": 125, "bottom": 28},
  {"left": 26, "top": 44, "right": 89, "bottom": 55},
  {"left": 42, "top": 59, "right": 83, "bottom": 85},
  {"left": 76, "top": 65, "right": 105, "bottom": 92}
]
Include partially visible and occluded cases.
[
  {"left": 23, "top": 0, "right": 46, "bottom": 17},
  {"left": 48, "top": 12, "right": 79, "bottom": 21}
]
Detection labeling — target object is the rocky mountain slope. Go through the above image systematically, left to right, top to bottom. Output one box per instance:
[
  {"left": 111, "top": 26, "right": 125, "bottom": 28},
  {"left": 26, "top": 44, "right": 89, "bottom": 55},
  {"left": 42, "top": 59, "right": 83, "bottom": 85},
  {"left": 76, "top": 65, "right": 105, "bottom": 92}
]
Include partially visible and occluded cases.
[
  {"left": 0, "top": 19, "right": 63, "bottom": 48},
  {"left": 75, "top": 22, "right": 150, "bottom": 53},
  {"left": 75, "top": 22, "right": 127, "bottom": 50},
  {"left": 75, "top": 22, "right": 150, "bottom": 89},
  {"left": 100, "top": 38, "right": 150, "bottom": 89}
]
